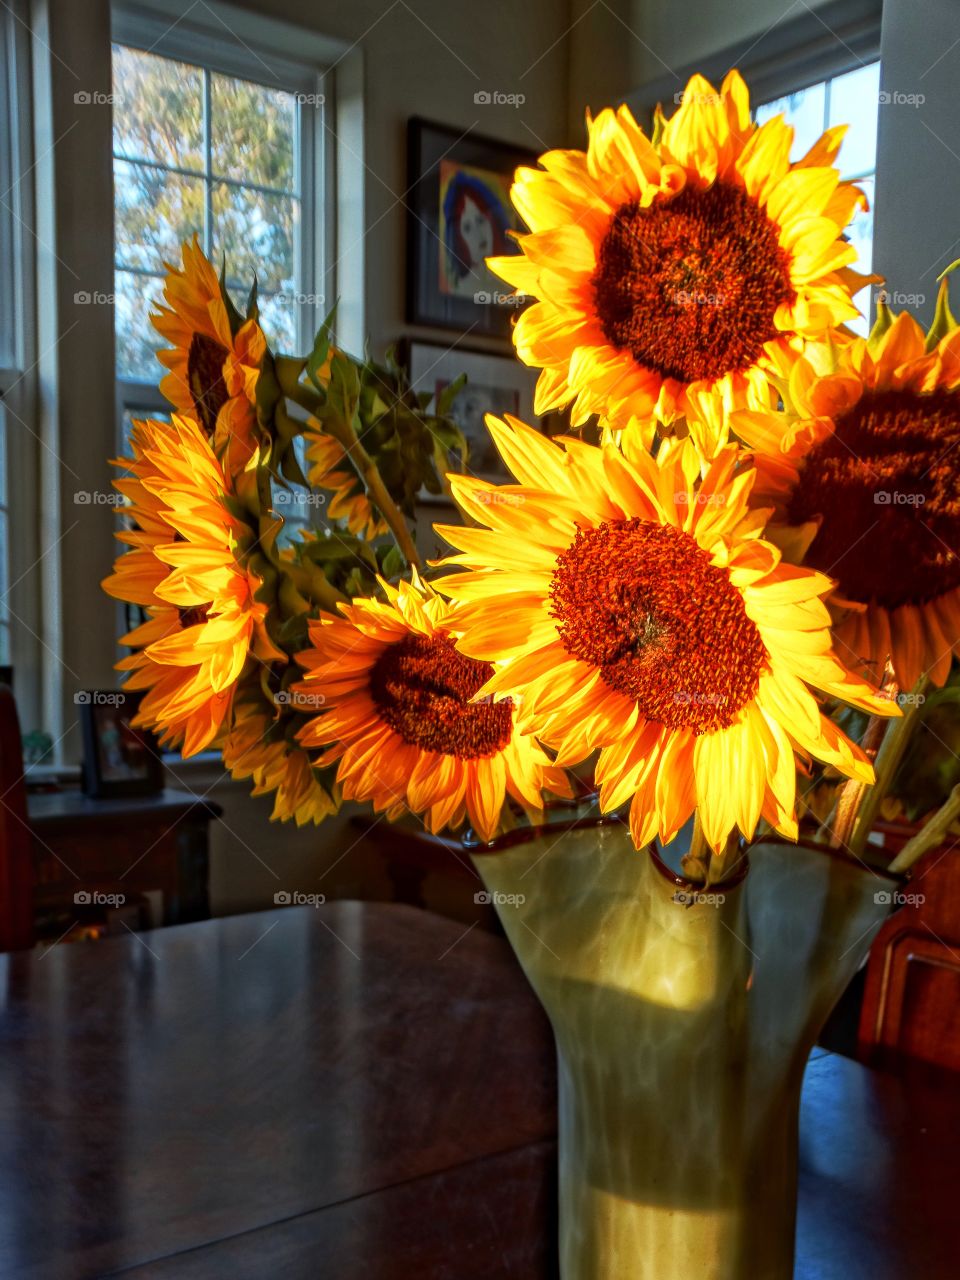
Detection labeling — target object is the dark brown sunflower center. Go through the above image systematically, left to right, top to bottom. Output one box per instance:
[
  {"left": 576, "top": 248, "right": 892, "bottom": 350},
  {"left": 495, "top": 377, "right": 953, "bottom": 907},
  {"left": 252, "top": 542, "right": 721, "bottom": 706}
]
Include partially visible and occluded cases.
[
  {"left": 591, "top": 180, "right": 795, "bottom": 385},
  {"left": 187, "top": 332, "right": 230, "bottom": 436},
  {"left": 787, "top": 387, "right": 960, "bottom": 610},
  {"left": 549, "top": 518, "right": 768, "bottom": 734},
  {"left": 178, "top": 603, "right": 211, "bottom": 630},
  {"left": 369, "top": 632, "right": 513, "bottom": 759}
]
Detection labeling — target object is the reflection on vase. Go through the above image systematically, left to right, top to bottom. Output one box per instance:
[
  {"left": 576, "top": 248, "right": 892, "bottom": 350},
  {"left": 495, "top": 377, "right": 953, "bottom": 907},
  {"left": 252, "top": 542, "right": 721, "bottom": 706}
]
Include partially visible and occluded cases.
[{"left": 471, "top": 818, "right": 896, "bottom": 1280}]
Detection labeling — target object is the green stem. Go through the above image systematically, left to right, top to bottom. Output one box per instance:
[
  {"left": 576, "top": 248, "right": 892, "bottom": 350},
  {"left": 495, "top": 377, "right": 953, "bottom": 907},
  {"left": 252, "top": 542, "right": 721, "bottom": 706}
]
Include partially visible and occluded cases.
[
  {"left": 282, "top": 375, "right": 423, "bottom": 572},
  {"left": 284, "top": 382, "right": 324, "bottom": 417},
  {"left": 322, "top": 417, "right": 423, "bottom": 572},
  {"left": 284, "top": 560, "right": 349, "bottom": 613},
  {"left": 848, "top": 676, "right": 930, "bottom": 858},
  {"left": 888, "top": 784, "right": 960, "bottom": 874},
  {"left": 680, "top": 812, "right": 711, "bottom": 884}
]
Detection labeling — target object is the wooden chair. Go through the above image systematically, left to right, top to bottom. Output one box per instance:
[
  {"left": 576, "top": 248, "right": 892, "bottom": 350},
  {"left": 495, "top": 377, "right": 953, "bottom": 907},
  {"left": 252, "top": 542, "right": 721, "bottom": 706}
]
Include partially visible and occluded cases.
[
  {"left": 0, "top": 684, "right": 34, "bottom": 950},
  {"left": 858, "top": 827, "right": 960, "bottom": 1071}
]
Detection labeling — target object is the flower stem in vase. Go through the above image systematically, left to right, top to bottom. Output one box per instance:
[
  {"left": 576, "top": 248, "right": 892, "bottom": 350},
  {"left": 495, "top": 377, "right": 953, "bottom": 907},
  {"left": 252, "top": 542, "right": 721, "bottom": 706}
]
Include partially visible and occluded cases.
[
  {"left": 846, "top": 674, "right": 931, "bottom": 858},
  {"left": 888, "top": 783, "right": 960, "bottom": 873}
]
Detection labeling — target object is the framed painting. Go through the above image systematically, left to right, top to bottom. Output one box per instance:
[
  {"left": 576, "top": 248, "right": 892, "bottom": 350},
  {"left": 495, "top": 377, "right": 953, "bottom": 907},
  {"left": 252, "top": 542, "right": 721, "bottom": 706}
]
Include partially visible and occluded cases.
[
  {"left": 406, "top": 118, "right": 537, "bottom": 340},
  {"left": 405, "top": 340, "right": 538, "bottom": 489},
  {"left": 78, "top": 690, "right": 164, "bottom": 799}
]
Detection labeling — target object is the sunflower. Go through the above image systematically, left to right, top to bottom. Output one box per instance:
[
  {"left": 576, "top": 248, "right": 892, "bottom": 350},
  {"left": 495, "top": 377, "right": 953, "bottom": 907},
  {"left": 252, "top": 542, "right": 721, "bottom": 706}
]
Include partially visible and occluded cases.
[
  {"left": 489, "top": 70, "right": 873, "bottom": 456},
  {"left": 152, "top": 237, "right": 265, "bottom": 478},
  {"left": 732, "top": 303, "right": 960, "bottom": 692},
  {"left": 102, "top": 415, "right": 283, "bottom": 756},
  {"left": 435, "top": 416, "right": 897, "bottom": 853},
  {"left": 305, "top": 424, "right": 387, "bottom": 539},
  {"left": 294, "top": 573, "right": 572, "bottom": 841},
  {"left": 222, "top": 700, "right": 339, "bottom": 825}
]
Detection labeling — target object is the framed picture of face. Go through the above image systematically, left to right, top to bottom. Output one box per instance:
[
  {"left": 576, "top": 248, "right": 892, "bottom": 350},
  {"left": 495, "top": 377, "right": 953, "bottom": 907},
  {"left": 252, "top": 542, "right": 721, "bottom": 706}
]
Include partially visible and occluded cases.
[
  {"left": 406, "top": 119, "right": 537, "bottom": 340},
  {"left": 405, "top": 340, "right": 538, "bottom": 490},
  {"left": 79, "top": 691, "right": 164, "bottom": 798}
]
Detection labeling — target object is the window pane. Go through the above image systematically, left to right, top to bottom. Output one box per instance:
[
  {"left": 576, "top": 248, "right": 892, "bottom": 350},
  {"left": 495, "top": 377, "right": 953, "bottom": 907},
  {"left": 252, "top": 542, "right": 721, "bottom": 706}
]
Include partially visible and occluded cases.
[
  {"left": 0, "top": 14, "right": 17, "bottom": 369},
  {"left": 112, "top": 45, "right": 204, "bottom": 171},
  {"left": 829, "top": 63, "right": 880, "bottom": 178},
  {"left": 210, "top": 72, "right": 296, "bottom": 192},
  {"left": 755, "top": 82, "right": 826, "bottom": 161},
  {"left": 115, "top": 158, "right": 205, "bottom": 274},
  {"left": 846, "top": 175, "right": 875, "bottom": 336},
  {"left": 212, "top": 184, "right": 297, "bottom": 294},
  {"left": 115, "top": 270, "right": 165, "bottom": 381},
  {"left": 258, "top": 292, "right": 297, "bottom": 355},
  {"left": 119, "top": 406, "right": 170, "bottom": 456}
]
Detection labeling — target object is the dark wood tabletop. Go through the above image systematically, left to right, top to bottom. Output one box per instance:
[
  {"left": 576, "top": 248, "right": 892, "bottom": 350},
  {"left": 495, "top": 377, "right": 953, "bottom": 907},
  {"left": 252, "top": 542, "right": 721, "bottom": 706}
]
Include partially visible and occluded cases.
[{"left": 0, "top": 903, "right": 956, "bottom": 1280}]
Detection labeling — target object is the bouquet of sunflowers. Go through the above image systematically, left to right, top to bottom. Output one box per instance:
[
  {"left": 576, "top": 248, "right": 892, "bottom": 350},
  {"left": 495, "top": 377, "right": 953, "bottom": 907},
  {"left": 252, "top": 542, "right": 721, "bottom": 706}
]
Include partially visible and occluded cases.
[{"left": 104, "top": 70, "right": 960, "bottom": 887}]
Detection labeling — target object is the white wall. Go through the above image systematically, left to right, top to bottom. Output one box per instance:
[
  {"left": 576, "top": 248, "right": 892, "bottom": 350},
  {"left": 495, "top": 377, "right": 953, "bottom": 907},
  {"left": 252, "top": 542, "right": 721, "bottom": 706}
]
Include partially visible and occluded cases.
[
  {"left": 627, "top": 0, "right": 840, "bottom": 85},
  {"left": 872, "top": 0, "right": 960, "bottom": 327}
]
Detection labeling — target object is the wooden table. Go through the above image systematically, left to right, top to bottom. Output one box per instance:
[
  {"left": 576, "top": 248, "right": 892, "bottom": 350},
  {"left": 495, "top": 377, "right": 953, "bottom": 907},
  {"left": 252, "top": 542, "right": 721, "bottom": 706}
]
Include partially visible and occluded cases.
[{"left": 0, "top": 904, "right": 956, "bottom": 1279}]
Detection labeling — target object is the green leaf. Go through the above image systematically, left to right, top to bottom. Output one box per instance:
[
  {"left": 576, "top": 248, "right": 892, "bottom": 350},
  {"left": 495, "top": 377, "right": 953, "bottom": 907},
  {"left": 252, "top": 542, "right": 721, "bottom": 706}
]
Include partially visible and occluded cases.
[
  {"left": 218, "top": 259, "right": 247, "bottom": 339},
  {"left": 926, "top": 267, "right": 960, "bottom": 351},
  {"left": 246, "top": 273, "right": 260, "bottom": 323},
  {"left": 867, "top": 293, "right": 895, "bottom": 348},
  {"left": 306, "top": 304, "right": 339, "bottom": 392},
  {"left": 436, "top": 372, "right": 467, "bottom": 417},
  {"left": 379, "top": 544, "right": 405, "bottom": 579}
]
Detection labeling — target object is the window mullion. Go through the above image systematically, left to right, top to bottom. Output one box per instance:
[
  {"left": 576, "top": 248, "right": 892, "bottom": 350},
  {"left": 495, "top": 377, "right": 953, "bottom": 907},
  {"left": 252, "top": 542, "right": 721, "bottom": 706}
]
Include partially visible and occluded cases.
[{"left": 203, "top": 66, "right": 213, "bottom": 256}]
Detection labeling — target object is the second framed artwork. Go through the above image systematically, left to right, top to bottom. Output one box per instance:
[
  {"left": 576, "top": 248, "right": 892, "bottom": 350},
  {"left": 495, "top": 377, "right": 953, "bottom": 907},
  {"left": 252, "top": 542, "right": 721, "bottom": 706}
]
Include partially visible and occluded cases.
[
  {"left": 406, "top": 119, "right": 537, "bottom": 340},
  {"left": 406, "top": 341, "right": 538, "bottom": 487}
]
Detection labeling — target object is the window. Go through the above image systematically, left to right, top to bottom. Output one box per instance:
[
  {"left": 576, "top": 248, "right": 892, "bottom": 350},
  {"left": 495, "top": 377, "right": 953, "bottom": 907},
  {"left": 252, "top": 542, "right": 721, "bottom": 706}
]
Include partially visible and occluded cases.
[
  {"left": 0, "top": 0, "right": 35, "bottom": 677},
  {"left": 112, "top": 27, "right": 329, "bottom": 545},
  {"left": 113, "top": 43, "right": 315, "bottom": 375},
  {"left": 756, "top": 62, "right": 881, "bottom": 333}
]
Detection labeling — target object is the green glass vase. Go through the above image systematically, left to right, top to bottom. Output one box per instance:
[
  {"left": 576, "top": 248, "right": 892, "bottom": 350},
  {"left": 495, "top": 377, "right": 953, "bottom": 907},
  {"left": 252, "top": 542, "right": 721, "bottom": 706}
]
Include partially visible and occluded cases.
[{"left": 470, "top": 817, "right": 896, "bottom": 1280}]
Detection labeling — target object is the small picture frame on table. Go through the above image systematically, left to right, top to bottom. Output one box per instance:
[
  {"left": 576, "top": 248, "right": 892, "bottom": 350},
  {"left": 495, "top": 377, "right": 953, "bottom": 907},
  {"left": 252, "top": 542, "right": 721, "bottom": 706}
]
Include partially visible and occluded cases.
[
  {"left": 406, "top": 118, "right": 537, "bottom": 340},
  {"left": 405, "top": 340, "right": 539, "bottom": 492},
  {"left": 79, "top": 691, "right": 164, "bottom": 799}
]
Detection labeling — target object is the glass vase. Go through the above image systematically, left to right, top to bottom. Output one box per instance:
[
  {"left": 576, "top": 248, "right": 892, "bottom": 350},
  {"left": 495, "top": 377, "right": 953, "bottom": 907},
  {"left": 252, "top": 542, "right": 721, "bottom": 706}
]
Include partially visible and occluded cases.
[{"left": 470, "top": 817, "right": 896, "bottom": 1280}]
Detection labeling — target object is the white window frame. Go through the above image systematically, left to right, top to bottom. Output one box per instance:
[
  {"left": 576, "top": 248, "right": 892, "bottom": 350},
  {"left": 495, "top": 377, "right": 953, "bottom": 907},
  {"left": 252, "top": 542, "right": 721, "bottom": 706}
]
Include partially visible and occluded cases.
[
  {"left": 0, "top": 0, "right": 42, "bottom": 737},
  {"left": 111, "top": 3, "right": 336, "bottom": 448},
  {"left": 756, "top": 59, "right": 881, "bottom": 331}
]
